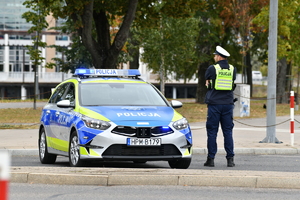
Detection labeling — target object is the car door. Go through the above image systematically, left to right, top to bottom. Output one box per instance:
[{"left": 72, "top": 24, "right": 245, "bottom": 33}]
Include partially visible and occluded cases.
[
  {"left": 46, "top": 83, "right": 70, "bottom": 151},
  {"left": 56, "top": 83, "right": 76, "bottom": 152}
]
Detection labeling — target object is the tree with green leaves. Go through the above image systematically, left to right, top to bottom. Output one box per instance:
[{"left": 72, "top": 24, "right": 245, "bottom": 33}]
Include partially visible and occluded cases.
[
  {"left": 22, "top": 0, "right": 206, "bottom": 71},
  {"left": 23, "top": 0, "right": 139, "bottom": 69},
  {"left": 192, "top": 0, "right": 269, "bottom": 103},
  {"left": 193, "top": 0, "right": 221, "bottom": 103},
  {"left": 218, "top": 0, "right": 269, "bottom": 97},
  {"left": 253, "top": 0, "right": 300, "bottom": 103},
  {"left": 22, "top": 1, "right": 50, "bottom": 69},
  {"left": 136, "top": 1, "right": 206, "bottom": 97},
  {"left": 141, "top": 15, "right": 200, "bottom": 81}
]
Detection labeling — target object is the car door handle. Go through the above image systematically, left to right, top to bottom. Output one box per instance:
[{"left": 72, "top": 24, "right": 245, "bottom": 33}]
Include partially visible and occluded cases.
[{"left": 55, "top": 111, "right": 60, "bottom": 116}]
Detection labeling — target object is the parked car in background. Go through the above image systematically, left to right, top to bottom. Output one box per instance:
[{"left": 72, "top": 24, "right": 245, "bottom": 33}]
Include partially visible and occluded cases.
[{"left": 252, "top": 71, "right": 263, "bottom": 81}]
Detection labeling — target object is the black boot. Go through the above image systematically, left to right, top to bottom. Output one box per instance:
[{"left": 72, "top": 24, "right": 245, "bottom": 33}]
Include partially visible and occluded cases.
[
  {"left": 204, "top": 157, "right": 214, "bottom": 167},
  {"left": 227, "top": 157, "right": 235, "bottom": 167}
]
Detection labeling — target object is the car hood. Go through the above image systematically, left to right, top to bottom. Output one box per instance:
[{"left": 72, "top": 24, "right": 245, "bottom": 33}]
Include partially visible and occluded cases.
[{"left": 83, "top": 106, "right": 178, "bottom": 127}]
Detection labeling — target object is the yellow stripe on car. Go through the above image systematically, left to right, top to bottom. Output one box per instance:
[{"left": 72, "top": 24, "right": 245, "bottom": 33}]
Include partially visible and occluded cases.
[
  {"left": 79, "top": 107, "right": 110, "bottom": 121},
  {"left": 171, "top": 110, "right": 183, "bottom": 122},
  {"left": 47, "top": 136, "right": 68, "bottom": 152},
  {"left": 80, "top": 147, "right": 89, "bottom": 155},
  {"left": 183, "top": 148, "right": 192, "bottom": 156},
  {"left": 89, "top": 149, "right": 100, "bottom": 156}
]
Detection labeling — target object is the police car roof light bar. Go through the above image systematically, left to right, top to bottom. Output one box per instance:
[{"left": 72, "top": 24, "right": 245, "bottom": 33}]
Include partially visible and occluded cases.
[{"left": 74, "top": 69, "right": 141, "bottom": 78}]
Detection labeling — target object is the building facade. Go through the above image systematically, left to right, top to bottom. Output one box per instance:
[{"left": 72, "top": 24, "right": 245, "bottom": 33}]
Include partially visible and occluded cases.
[{"left": 0, "top": 0, "right": 72, "bottom": 100}]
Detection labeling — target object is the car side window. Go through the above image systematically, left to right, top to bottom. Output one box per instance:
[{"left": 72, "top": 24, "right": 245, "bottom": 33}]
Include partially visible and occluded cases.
[
  {"left": 48, "top": 83, "right": 69, "bottom": 104},
  {"left": 64, "top": 84, "right": 75, "bottom": 106}
]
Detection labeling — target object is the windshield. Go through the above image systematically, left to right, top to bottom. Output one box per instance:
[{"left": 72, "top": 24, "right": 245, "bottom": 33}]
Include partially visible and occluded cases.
[{"left": 80, "top": 82, "right": 168, "bottom": 106}]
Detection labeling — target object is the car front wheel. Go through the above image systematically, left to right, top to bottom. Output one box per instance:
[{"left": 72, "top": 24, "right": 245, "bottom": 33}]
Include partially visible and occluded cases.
[
  {"left": 39, "top": 128, "right": 57, "bottom": 164},
  {"left": 69, "top": 131, "right": 83, "bottom": 167},
  {"left": 168, "top": 158, "right": 191, "bottom": 169}
]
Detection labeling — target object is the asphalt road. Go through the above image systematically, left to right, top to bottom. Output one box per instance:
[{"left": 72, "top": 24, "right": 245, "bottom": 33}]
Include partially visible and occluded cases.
[
  {"left": 12, "top": 154, "right": 300, "bottom": 172},
  {"left": 10, "top": 183, "right": 300, "bottom": 200}
]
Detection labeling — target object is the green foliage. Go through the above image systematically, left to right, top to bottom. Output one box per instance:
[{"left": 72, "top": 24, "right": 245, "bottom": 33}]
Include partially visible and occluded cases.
[
  {"left": 22, "top": 0, "right": 49, "bottom": 66},
  {"left": 22, "top": 0, "right": 207, "bottom": 71},
  {"left": 22, "top": 0, "right": 299, "bottom": 94},
  {"left": 22, "top": 0, "right": 140, "bottom": 69},
  {"left": 194, "top": 0, "right": 222, "bottom": 64},
  {"left": 253, "top": 0, "right": 300, "bottom": 62},
  {"left": 140, "top": 16, "right": 200, "bottom": 82},
  {"left": 48, "top": 19, "right": 93, "bottom": 72}
]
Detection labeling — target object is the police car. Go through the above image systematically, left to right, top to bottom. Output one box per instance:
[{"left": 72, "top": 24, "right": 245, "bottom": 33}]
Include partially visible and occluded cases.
[{"left": 39, "top": 69, "right": 192, "bottom": 169}]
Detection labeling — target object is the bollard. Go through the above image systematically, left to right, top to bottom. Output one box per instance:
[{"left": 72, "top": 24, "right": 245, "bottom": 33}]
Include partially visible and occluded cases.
[
  {"left": 290, "top": 91, "right": 294, "bottom": 146},
  {"left": 0, "top": 151, "right": 10, "bottom": 200}
]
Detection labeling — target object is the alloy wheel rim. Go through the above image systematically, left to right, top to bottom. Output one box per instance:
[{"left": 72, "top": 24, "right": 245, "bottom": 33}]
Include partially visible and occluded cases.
[
  {"left": 40, "top": 132, "right": 46, "bottom": 159},
  {"left": 70, "top": 136, "right": 79, "bottom": 165}
]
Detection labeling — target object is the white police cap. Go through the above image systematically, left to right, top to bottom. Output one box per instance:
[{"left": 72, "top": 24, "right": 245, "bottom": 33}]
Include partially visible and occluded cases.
[{"left": 213, "top": 46, "right": 230, "bottom": 58}]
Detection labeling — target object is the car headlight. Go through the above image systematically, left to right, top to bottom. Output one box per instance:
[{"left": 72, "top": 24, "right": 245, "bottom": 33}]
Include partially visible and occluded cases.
[
  {"left": 82, "top": 116, "right": 111, "bottom": 130},
  {"left": 173, "top": 118, "right": 189, "bottom": 130}
]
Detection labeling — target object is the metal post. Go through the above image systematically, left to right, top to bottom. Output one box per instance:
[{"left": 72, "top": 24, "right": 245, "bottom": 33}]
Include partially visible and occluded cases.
[
  {"left": 260, "top": 0, "right": 281, "bottom": 143},
  {"left": 159, "top": 6, "right": 165, "bottom": 96},
  {"left": 33, "top": 7, "right": 40, "bottom": 109},
  {"left": 33, "top": 32, "right": 38, "bottom": 110},
  {"left": 22, "top": 48, "right": 25, "bottom": 83},
  {"left": 173, "top": 87, "right": 177, "bottom": 99}
]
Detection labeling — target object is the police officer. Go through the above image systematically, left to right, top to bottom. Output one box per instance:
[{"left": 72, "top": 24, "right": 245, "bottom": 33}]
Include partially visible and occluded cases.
[{"left": 204, "top": 46, "right": 237, "bottom": 167}]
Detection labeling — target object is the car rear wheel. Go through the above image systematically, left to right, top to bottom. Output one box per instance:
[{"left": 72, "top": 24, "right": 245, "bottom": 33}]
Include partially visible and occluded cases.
[
  {"left": 39, "top": 128, "right": 57, "bottom": 164},
  {"left": 69, "top": 131, "right": 83, "bottom": 167},
  {"left": 168, "top": 158, "right": 191, "bottom": 169}
]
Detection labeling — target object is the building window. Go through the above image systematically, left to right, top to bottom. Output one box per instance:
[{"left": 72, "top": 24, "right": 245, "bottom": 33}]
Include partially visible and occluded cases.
[
  {"left": 56, "top": 35, "right": 69, "bottom": 41},
  {"left": 7, "top": 46, "right": 32, "bottom": 72}
]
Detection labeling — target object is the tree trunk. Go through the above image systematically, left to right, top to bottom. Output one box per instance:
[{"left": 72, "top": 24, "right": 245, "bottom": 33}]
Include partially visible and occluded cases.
[
  {"left": 77, "top": 0, "right": 138, "bottom": 69},
  {"left": 104, "top": 0, "right": 138, "bottom": 69},
  {"left": 80, "top": 1, "right": 104, "bottom": 69},
  {"left": 128, "top": 30, "right": 140, "bottom": 69},
  {"left": 277, "top": 58, "right": 288, "bottom": 103},
  {"left": 196, "top": 61, "right": 209, "bottom": 104},
  {"left": 286, "top": 61, "right": 292, "bottom": 92}
]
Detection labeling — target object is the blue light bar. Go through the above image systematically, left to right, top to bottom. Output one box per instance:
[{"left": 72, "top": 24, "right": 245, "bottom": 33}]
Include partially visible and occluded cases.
[{"left": 74, "top": 69, "right": 141, "bottom": 77}]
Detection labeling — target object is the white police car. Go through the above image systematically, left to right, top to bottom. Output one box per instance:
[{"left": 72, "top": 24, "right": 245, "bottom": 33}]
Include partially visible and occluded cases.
[{"left": 39, "top": 69, "right": 192, "bottom": 168}]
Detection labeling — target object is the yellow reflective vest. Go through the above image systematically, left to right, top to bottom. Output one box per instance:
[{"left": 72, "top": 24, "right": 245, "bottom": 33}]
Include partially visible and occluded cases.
[{"left": 214, "top": 64, "right": 234, "bottom": 90}]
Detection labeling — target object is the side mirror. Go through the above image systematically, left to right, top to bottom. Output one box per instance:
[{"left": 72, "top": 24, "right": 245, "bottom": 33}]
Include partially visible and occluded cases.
[
  {"left": 57, "top": 100, "right": 74, "bottom": 108},
  {"left": 170, "top": 100, "right": 182, "bottom": 109}
]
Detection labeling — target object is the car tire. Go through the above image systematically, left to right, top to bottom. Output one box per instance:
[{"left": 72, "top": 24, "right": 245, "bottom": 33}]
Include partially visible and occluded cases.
[
  {"left": 39, "top": 128, "right": 57, "bottom": 164},
  {"left": 69, "top": 131, "right": 83, "bottom": 167},
  {"left": 168, "top": 158, "right": 191, "bottom": 169}
]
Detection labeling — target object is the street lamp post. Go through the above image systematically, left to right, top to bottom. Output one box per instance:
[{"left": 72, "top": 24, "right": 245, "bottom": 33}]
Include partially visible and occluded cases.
[{"left": 261, "top": 0, "right": 281, "bottom": 143}]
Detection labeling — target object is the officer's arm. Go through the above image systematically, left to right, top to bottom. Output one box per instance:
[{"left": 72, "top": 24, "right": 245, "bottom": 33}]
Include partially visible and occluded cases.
[
  {"left": 205, "top": 65, "right": 214, "bottom": 89},
  {"left": 233, "top": 66, "right": 237, "bottom": 81},
  {"left": 205, "top": 80, "right": 211, "bottom": 88}
]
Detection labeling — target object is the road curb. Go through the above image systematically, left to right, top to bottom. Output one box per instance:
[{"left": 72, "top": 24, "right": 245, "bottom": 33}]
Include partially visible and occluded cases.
[{"left": 10, "top": 170, "right": 300, "bottom": 189}]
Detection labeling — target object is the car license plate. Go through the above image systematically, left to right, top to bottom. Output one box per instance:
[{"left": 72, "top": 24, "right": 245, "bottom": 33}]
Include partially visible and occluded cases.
[{"left": 127, "top": 138, "right": 161, "bottom": 146}]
